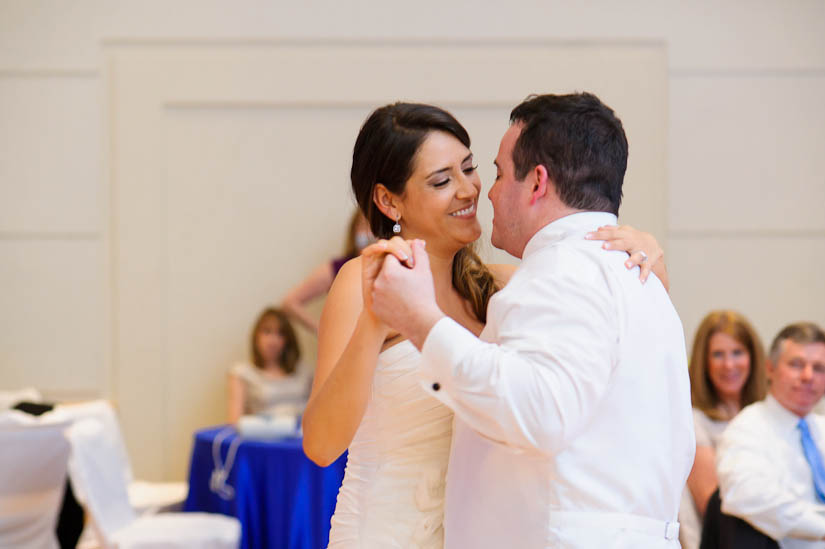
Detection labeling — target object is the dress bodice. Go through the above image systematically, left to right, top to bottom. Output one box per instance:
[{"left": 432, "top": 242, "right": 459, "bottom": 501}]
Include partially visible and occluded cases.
[{"left": 328, "top": 340, "right": 453, "bottom": 548}]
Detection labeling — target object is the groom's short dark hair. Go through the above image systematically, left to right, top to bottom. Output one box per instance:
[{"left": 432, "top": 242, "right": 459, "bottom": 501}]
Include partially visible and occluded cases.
[{"left": 510, "top": 92, "right": 627, "bottom": 216}]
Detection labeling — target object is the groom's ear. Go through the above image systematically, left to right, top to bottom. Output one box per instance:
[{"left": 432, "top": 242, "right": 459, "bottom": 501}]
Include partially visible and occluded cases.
[
  {"left": 529, "top": 165, "right": 550, "bottom": 206},
  {"left": 373, "top": 183, "right": 400, "bottom": 221}
]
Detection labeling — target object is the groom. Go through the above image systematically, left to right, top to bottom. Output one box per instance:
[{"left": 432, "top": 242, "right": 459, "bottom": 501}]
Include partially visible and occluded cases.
[{"left": 367, "top": 93, "right": 695, "bottom": 547}]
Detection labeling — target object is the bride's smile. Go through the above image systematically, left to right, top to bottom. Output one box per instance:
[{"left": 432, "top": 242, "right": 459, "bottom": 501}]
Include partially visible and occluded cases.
[{"left": 389, "top": 130, "right": 482, "bottom": 254}]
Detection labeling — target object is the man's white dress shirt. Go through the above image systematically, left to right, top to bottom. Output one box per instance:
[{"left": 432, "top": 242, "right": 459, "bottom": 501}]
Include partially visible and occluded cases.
[
  {"left": 420, "top": 212, "right": 695, "bottom": 548},
  {"left": 717, "top": 394, "right": 825, "bottom": 548}
]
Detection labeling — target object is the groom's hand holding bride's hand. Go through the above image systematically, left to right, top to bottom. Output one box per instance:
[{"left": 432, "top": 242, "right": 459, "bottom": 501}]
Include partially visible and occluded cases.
[{"left": 361, "top": 238, "right": 444, "bottom": 350}]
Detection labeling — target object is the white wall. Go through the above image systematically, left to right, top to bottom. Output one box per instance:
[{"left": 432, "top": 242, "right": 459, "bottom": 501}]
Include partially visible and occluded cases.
[{"left": 1, "top": 0, "right": 823, "bottom": 480}]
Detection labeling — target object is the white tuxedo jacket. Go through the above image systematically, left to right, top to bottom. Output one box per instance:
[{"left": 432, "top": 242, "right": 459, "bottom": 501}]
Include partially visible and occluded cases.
[{"left": 420, "top": 212, "right": 695, "bottom": 548}]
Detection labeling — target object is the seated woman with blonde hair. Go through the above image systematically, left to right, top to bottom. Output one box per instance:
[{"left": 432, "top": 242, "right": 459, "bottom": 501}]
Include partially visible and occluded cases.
[
  {"left": 227, "top": 307, "right": 308, "bottom": 424},
  {"left": 679, "top": 310, "right": 767, "bottom": 549}
]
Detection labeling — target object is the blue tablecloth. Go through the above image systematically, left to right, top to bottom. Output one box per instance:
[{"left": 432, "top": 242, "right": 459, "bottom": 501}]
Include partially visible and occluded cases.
[{"left": 184, "top": 426, "right": 346, "bottom": 549}]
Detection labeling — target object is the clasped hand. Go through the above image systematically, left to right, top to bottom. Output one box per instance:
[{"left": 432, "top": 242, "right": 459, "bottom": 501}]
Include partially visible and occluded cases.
[
  {"left": 360, "top": 225, "right": 665, "bottom": 347},
  {"left": 360, "top": 237, "right": 443, "bottom": 348}
]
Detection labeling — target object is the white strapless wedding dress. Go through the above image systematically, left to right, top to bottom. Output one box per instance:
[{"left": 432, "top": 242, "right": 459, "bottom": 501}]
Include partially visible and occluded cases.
[{"left": 328, "top": 340, "right": 453, "bottom": 548}]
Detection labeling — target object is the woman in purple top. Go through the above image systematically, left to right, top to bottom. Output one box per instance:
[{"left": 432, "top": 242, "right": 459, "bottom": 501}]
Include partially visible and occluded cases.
[{"left": 282, "top": 210, "right": 374, "bottom": 334}]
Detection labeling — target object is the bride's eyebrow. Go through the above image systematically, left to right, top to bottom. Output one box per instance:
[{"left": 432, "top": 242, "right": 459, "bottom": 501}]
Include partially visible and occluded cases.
[
  {"left": 425, "top": 154, "right": 475, "bottom": 178},
  {"left": 425, "top": 166, "right": 450, "bottom": 179}
]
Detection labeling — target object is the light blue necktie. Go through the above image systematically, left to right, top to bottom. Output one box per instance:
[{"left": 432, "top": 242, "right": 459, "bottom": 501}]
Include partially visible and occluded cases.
[{"left": 798, "top": 417, "right": 825, "bottom": 503}]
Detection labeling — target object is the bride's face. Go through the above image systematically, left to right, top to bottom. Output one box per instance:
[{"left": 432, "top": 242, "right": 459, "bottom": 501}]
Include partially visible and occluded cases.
[{"left": 394, "top": 131, "right": 482, "bottom": 253}]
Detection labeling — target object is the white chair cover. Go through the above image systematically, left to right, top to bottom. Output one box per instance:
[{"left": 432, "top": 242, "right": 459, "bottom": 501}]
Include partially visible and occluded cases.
[
  {"left": 0, "top": 387, "right": 43, "bottom": 410},
  {"left": 56, "top": 400, "right": 188, "bottom": 514},
  {"left": 55, "top": 401, "right": 133, "bottom": 481},
  {"left": 0, "top": 409, "right": 37, "bottom": 426},
  {"left": 0, "top": 417, "right": 70, "bottom": 549},
  {"left": 67, "top": 418, "right": 240, "bottom": 549},
  {"left": 67, "top": 418, "right": 137, "bottom": 541},
  {"left": 127, "top": 481, "right": 188, "bottom": 514},
  {"left": 113, "top": 513, "right": 241, "bottom": 549}
]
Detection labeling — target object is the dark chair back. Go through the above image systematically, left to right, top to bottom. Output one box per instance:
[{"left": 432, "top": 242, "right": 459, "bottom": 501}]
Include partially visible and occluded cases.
[{"left": 699, "top": 489, "right": 780, "bottom": 549}]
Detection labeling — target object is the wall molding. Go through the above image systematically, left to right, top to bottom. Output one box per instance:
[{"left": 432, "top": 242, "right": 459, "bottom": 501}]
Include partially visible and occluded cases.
[
  {"left": 103, "top": 37, "right": 666, "bottom": 48},
  {"left": 108, "top": 40, "right": 667, "bottom": 480},
  {"left": 0, "top": 68, "right": 99, "bottom": 78},
  {"left": 670, "top": 68, "right": 825, "bottom": 78},
  {"left": 165, "top": 100, "right": 518, "bottom": 110},
  {"left": 669, "top": 229, "right": 825, "bottom": 239},
  {"left": 0, "top": 231, "right": 101, "bottom": 241},
  {"left": 40, "top": 388, "right": 105, "bottom": 402}
]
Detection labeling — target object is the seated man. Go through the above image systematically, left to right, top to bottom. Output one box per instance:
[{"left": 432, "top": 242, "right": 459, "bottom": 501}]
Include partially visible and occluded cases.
[{"left": 717, "top": 322, "right": 825, "bottom": 548}]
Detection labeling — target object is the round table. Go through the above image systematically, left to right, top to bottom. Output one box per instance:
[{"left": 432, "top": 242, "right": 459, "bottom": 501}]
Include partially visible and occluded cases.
[{"left": 184, "top": 425, "right": 346, "bottom": 549}]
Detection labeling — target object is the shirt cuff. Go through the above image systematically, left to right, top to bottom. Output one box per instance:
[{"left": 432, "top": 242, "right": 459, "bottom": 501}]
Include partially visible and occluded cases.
[
  {"left": 419, "top": 316, "right": 481, "bottom": 398},
  {"left": 789, "top": 508, "right": 825, "bottom": 540}
]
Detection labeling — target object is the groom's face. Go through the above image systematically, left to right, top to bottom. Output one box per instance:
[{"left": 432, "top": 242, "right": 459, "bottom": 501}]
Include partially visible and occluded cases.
[{"left": 489, "top": 124, "right": 530, "bottom": 258}]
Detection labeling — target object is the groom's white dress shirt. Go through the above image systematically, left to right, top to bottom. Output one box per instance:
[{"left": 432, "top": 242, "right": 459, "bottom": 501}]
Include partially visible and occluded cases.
[
  {"left": 419, "top": 212, "right": 695, "bottom": 548},
  {"left": 716, "top": 395, "right": 825, "bottom": 548}
]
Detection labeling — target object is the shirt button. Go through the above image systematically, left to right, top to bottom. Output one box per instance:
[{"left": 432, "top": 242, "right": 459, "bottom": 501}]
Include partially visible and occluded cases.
[{"left": 432, "top": 382, "right": 441, "bottom": 391}]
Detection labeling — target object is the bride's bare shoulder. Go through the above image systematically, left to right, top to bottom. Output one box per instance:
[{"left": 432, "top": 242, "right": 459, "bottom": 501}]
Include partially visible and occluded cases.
[
  {"left": 334, "top": 255, "right": 362, "bottom": 281},
  {"left": 326, "top": 256, "right": 362, "bottom": 303},
  {"left": 487, "top": 263, "right": 518, "bottom": 287}
]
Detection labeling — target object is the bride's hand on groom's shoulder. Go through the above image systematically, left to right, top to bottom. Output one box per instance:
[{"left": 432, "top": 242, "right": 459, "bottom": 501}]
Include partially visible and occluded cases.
[{"left": 585, "top": 224, "right": 666, "bottom": 287}]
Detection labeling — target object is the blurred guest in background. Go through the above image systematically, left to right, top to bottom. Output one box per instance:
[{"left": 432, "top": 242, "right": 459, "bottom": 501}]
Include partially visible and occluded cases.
[
  {"left": 282, "top": 210, "right": 373, "bottom": 334},
  {"left": 227, "top": 308, "right": 308, "bottom": 424},
  {"left": 680, "top": 310, "right": 767, "bottom": 549},
  {"left": 713, "top": 322, "right": 825, "bottom": 549}
]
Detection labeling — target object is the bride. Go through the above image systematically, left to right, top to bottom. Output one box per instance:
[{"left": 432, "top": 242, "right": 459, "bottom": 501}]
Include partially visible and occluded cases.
[{"left": 302, "top": 102, "right": 667, "bottom": 547}]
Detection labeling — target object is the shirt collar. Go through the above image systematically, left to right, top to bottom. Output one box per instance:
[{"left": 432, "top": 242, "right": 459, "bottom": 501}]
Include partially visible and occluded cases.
[
  {"left": 522, "top": 211, "right": 618, "bottom": 259},
  {"left": 765, "top": 393, "right": 813, "bottom": 431}
]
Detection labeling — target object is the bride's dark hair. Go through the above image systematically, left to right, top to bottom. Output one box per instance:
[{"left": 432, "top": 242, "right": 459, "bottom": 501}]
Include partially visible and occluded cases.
[{"left": 350, "top": 102, "right": 498, "bottom": 323}]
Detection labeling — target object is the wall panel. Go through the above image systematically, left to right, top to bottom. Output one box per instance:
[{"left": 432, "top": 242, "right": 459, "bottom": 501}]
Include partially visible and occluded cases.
[
  {"left": 1, "top": 2, "right": 823, "bottom": 71},
  {"left": 107, "top": 41, "right": 666, "bottom": 479},
  {"left": 0, "top": 73, "right": 101, "bottom": 234},
  {"left": 669, "top": 75, "right": 825, "bottom": 233},
  {"left": 669, "top": 235, "right": 825, "bottom": 348},
  {"left": 0, "top": 239, "right": 105, "bottom": 399}
]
